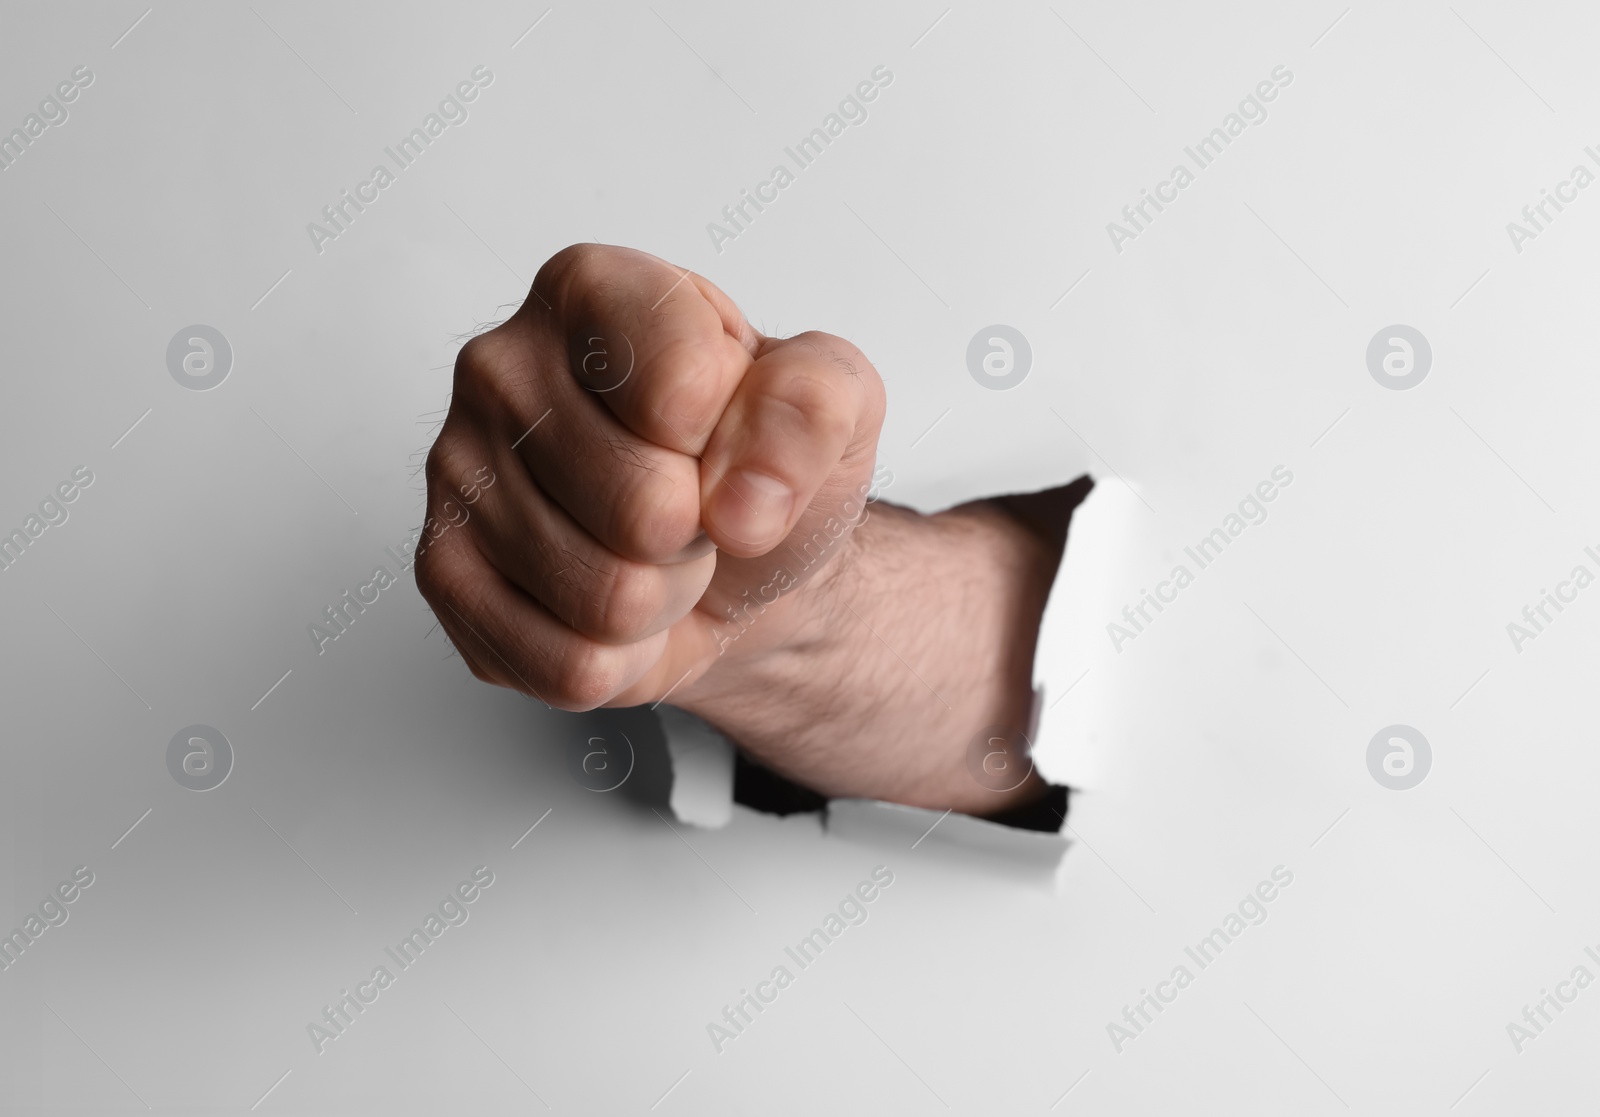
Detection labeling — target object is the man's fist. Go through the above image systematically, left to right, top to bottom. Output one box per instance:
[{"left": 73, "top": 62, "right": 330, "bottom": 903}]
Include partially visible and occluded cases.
[{"left": 416, "top": 244, "right": 885, "bottom": 712}]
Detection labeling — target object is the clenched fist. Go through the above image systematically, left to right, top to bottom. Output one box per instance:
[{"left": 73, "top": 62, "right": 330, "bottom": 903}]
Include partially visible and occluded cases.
[{"left": 420, "top": 244, "right": 1075, "bottom": 814}]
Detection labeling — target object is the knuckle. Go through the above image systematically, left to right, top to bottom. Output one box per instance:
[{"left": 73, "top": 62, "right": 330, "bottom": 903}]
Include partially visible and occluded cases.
[
  {"left": 539, "top": 242, "right": 604, "bottom": 293},
  {"left": 540, "top": 243, "right": 636, "bottom": 321},
  {"left": 453, "top": 327, "right": 534, "bottom": 411},
  {"left": 793, "top": 329, "right": 864, "bottom": 363},
  {"left": 793, "top": 330, "right": 883, "bottom": 395},
  {"left": 812, "top": 330, "right": 886, "bottom": 434},
  {"left": 452, "top": 331, "right": 497, "bottom": 389},
  {"left": 649, "top": 338, "right": 731, "bottom": 428},
  {"left": 770, "top": 370, "right": 855, "bottom": 443},
  {"left": 423, "top": 435, "right": 470, "bottom": 501},
  {"left": 422, "top": 439, "right": 449, "bottom": 492},
  {"left": 423, "top": 441, "right": 446, "bottom": 492},
  {"left": 610, "top": 470, "right": 700, "bottom": 562},
  {"left": 413, "top": 511, "right": 479, "bottom": 619},
  {"left": 412, "top": 537, "right": 460, "bottom": 612},
  {"left": 588, "top": 560, "right": 662, "bottom": 643},
  {"left": 549, "top": 640, "right": 625, "bottom": 711},
  {"left": 460, "top": 650, "right": 496, "bottom": 685}
]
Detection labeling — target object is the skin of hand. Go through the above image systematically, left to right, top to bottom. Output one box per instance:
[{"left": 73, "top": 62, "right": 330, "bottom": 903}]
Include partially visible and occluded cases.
[{"left": 417, "top": 244, "right": 1078, "bottom": 816}]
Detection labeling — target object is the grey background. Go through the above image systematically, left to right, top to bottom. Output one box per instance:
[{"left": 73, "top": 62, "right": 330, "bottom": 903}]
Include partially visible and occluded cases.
[{"left": 2, "top": 0, "right": 1596, "bottom": 1112}]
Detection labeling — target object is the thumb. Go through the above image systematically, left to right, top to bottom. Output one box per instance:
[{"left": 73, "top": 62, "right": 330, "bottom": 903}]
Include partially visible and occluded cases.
[
  {"left": 602, "top": 330, "right": 886, "bottom": 709},
  {"left": 697, "top": 330, "right": 886, "bottom": 561}
]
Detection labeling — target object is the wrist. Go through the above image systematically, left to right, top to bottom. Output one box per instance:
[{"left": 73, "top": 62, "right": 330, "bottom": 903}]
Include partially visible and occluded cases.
[{"left": 676, "top": 489, "right": 1072, "bottom": 816}]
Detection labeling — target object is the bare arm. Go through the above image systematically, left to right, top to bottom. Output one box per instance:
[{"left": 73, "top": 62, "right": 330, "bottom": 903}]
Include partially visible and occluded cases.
[
  {"left": 417, "top": 243, "right": 1077, "bottom": 816},
  {"left": 672, "top": 492, "right": 1077, "bottom": 815}
]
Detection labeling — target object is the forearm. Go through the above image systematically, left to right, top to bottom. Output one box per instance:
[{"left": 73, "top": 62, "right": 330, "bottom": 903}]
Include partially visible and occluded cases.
[{"left": 676, "top": 494, "right": 1069, "bottom": 815}]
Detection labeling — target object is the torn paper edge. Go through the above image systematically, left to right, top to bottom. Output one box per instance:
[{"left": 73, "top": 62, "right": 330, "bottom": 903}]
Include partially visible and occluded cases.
[
  {"left": 1031, "top": 474, "right": 1145, "bottom": 793},
  {"left": 656, "top": 705, "right": 736, "bottom": 829},
  {"left": 654, "top": 711, "right": 1069, "bottom": 878},
  {"left": 825, "top": 798, "right": 1070, "bottom": 883}
]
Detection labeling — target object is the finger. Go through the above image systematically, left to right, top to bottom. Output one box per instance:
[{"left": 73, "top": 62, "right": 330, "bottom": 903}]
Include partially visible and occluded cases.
[
  {"left": 533, "top": 244, "right": 759, "bottom": 454},
  {"left": 451, "top": 315, "right": 711, "bottom": 566},
  {"left": 698, "top": 331, "right": 886, "bottom": 557},
  {"left": 507, "top": 375, "right": 709, "bottom": 567},
  {"left": 466, "top": 444, "right": 717, "bottom": 645},
  {"left": 415, "top": 445, "right": 532, "bottom": 692},
  {"left": 414, "top": 523, "right": 670, "bottom": 711},
  {"left": 432, "top": 602, "right": 508, "bottom": 688},
  {"left": 435, "top": 603, "right": 513, "bottom": 689}
]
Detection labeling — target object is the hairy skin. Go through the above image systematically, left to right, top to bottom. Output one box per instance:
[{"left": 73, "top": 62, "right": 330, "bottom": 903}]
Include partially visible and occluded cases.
[
  {"left": 416, "top": 243, "right": 1077, "bottom": 818},
  {"left": 672, "top": 496, "right": 1075, "bottom": 815}
]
